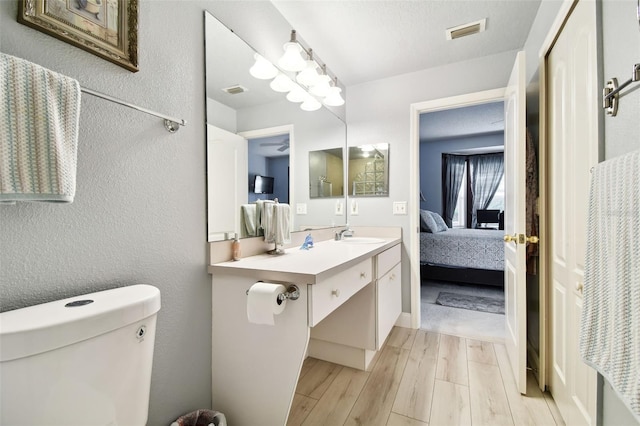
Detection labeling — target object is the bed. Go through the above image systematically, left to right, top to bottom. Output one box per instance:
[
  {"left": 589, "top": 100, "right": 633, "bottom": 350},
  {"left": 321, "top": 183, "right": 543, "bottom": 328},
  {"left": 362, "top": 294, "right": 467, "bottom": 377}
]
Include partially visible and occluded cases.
[{"left": 420, "top": 228, "right": 505, "bottom": 286}]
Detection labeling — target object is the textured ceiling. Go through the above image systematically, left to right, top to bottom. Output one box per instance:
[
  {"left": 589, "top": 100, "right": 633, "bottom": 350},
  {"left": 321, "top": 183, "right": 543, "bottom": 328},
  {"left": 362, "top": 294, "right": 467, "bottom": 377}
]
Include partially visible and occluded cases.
[
  {"left": 271, "top": 0, "right": 542, "bottom": 86},
  {"left": 420, "top": 101, "right": 504, "bottom": 141}
]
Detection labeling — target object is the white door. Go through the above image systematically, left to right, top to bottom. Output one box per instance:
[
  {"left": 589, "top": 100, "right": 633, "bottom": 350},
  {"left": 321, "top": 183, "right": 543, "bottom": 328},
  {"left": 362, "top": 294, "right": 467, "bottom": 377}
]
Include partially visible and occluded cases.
[
  {"left": 547, "top": 0, "right": 599, "bottom": 423},
  {"left": 503, "top": 50, "right": 528, "bottom": 395},
  {"left": 207, "top": 124, "right": 248, "bottom": 241}
]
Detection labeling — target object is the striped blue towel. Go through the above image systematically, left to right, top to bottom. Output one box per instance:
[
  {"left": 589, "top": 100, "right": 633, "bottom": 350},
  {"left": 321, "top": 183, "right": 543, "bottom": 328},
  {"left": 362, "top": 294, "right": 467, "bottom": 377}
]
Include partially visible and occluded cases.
[
  {"left": 0, "top": 53, "right": 81, "bottom": 203},
  {"left": 580, "top": 150, "right": 640, "bottom": 422}
]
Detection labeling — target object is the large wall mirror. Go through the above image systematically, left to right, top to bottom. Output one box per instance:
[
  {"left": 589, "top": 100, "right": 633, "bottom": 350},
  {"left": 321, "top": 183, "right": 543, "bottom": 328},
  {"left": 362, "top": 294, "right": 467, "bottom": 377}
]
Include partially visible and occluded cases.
[
  {"left": 204, "top": 11, "right": 347, "bottom": 242},
  {"left": 348, "top": 143, "right": 390, "bottom": 197}
]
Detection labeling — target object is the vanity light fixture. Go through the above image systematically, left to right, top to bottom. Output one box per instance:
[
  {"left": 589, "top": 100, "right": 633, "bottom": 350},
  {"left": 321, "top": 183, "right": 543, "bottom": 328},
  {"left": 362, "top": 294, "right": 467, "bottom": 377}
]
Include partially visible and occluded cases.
[
  {"left": 250, "top": 29, "right": 345, "bottom": 111},
  {"left": 278, "top": 30, "right": 306, "bottom": 72},
  {"left": 296, "top": 49, "right": 321, "bottom": 87},
  {"left": 249, "top": 53, "right": 279, "bottom": 80},
  {"left": 270, "top": 73, "right": 293, "bottom": 93},
  {"left": 323, "top": 79, "right": 345, "bottom": 107},
  {"left": 286, "top": 85, "right": 307, "bottom": 103},
  {"left": 300, "top": 95, "right": 322, "bottom": 111}
]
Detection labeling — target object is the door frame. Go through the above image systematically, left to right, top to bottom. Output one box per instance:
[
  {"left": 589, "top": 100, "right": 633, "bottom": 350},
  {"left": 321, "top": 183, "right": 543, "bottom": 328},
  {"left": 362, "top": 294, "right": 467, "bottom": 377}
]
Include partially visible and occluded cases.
[
  {"left": 409, "top": 87, "right": 506, "bottom": 330},
  {"left": 239, "top": 124, "right": 295, "bottom": 231}
]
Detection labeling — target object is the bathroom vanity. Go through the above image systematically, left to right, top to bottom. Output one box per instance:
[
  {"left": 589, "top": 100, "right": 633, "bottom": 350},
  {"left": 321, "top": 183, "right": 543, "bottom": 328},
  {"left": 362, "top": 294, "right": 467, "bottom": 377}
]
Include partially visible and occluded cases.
[{"left": 208, "top": 227, "right": 401, "bottom": 425}]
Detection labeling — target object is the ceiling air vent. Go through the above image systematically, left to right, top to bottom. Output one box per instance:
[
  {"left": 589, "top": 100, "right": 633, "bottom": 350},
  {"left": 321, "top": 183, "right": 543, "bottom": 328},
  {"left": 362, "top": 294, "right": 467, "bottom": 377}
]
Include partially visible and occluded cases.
[
  {"left": 446, "top": 18, "right": 487, "bottom": 40},
  {"left": 221, "top": 85, "right": 248, "bottom": 95}
]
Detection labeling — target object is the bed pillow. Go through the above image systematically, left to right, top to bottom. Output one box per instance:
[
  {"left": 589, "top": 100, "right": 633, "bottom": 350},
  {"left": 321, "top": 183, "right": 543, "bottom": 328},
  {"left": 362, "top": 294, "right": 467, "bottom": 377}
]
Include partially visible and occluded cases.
[
  {"left": 420, "top": 210, "right": 438, "bottom": 233},
  {"left": 429, "top": 211, "right": 449, "bottom": 232}
]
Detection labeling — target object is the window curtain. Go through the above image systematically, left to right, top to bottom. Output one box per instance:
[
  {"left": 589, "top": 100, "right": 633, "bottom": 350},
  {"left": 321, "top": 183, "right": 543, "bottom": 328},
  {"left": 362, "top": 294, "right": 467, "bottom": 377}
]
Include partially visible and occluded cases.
[
  {"left": 470, "top": 152, "right": 504, "bottom": 228},
  {"left": 441, "top": 154, "right": 466, "bottom": 227}
]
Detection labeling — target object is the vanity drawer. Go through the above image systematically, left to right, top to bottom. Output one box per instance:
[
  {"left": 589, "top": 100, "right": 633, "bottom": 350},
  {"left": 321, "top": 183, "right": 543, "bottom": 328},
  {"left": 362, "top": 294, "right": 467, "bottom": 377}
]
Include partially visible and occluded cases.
[
  {"left": 377, "top": 243, "right": 401, "bottom": 277},
  {"left": 309, "top": 258, "right": 373, "bottom": 327},
  {"left": 377, "top": 262, "right": 402, "bottom": 348}
]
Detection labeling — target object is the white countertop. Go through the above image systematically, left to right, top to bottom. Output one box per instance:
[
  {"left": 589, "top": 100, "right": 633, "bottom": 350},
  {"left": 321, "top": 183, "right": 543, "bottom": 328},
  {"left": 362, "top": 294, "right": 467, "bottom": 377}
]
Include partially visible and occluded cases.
[{"left": 209, "top": 237, "right": 401, "bottom": 283}]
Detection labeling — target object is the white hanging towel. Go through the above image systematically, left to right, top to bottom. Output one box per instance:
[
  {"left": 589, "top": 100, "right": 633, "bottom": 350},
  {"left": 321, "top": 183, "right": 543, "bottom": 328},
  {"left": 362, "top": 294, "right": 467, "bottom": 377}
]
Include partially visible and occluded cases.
[
  {"left": 0, "top": 53, "right": 81, "bottom": 203},
  {"left": 580, "top": 149, "right": 640, "bottom": 423},
  {"left": 255, "top": 199, "right": 274, "bottom": 235},
  {"left": 263, "top": 203, "right": 290, "bottom": 245}
]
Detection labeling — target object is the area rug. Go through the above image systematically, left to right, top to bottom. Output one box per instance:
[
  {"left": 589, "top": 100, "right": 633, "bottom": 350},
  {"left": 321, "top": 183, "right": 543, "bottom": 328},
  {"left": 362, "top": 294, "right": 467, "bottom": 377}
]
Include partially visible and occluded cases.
[{"left": 435, "top": 291, "right": 505, "bottom": 315}]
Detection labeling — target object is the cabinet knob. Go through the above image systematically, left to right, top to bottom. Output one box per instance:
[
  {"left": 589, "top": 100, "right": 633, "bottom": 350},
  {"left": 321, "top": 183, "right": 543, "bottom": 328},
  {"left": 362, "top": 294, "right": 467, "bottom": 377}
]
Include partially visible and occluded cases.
[
  {"left": 360, "top": 272, "right": 367, "bottom": 279},
  {"left": 389, "top": 274, "right": 396, "bottom": 281},
  {"left": 576, "top": 282, "right": 584, "bottom": 293},
  {"left": 332, "top": 289, "right": 341, "bottom": 297}
]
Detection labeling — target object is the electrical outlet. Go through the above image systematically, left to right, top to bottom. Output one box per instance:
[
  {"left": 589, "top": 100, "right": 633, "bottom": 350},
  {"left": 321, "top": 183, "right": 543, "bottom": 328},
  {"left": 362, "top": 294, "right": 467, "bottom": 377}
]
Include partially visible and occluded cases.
[
  {"left": 335, "top": 200, "right": 343, "bottom": 215},
  {"left": 350, "top": 200, "right": 359, "bottom": 215},
  {"left": 393, "top": 201, "right": 407, "bottom": 215},
  {"left": 296, "top": 203, "right": 307, "bottom": 214}
]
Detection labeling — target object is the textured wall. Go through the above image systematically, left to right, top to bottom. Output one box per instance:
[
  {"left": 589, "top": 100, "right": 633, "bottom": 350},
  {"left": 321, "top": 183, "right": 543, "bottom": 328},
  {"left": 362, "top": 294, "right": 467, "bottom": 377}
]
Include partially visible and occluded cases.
[
  {"left": 0, "top": 1, "right": 213, "bottom": 424},
  {"left": 600, "top": 1, "right": 640, "bottom": 424}
]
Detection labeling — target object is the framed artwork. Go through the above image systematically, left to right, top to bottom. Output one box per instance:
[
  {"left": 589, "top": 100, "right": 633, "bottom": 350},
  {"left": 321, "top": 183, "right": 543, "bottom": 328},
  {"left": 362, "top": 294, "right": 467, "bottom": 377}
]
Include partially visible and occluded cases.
[{"left": 18, "top": 0, "right": 138, "bottom": 72}]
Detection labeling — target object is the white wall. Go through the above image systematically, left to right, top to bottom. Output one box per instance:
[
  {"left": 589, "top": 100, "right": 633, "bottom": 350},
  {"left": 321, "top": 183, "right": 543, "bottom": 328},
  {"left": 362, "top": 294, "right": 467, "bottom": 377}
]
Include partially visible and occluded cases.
[
  {"left": 0, "top": 1, "right": 214, "bottom": 424},
  {"left": 600, "top": 1, "right": 640, "bottom": 424}
]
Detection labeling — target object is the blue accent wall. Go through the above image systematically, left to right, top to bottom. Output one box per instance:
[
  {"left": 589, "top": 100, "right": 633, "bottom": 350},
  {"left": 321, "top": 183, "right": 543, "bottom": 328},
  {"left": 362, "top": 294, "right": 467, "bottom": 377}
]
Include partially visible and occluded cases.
[
  {"left": 419, "top": 132, "right": 504, "bottom": 215},
  {"left": 247, "top": 151, "right": 268, "bottom": 203},
  {"left": 267, "top": 156, "right": 289, "bottom": 203}
]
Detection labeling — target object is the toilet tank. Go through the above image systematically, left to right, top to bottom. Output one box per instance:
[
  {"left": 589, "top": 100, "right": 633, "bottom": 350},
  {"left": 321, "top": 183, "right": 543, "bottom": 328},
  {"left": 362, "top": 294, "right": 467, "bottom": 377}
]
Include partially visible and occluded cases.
[{"left": 0, "top": 284, "right": 161, "bottom": 426}]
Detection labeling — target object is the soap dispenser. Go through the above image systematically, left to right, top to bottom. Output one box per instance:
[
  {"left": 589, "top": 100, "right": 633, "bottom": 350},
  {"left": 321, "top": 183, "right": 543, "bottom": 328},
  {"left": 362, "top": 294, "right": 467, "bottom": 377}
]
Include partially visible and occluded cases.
[{"left": 232, "top": 238, "right": 241, "bottom": 261}]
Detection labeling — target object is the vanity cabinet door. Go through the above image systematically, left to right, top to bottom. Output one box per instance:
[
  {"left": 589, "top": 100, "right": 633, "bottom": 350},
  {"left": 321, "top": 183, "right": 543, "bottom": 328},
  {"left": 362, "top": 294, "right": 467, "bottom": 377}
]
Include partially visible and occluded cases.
[
  {"left": 376, "top": 244, "right": 402, "bottom": 349},
  {"left": 308, "top": 257, "right": 372, "bottom": 327},
  {"left": 377, "top": 262, "right": 402, "bottom": 348}
]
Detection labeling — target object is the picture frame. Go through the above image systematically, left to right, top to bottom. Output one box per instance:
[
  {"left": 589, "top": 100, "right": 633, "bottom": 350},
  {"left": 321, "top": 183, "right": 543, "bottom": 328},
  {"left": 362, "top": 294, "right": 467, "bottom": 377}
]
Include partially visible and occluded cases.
[{"left": 18, "top": 0, "right": 138, "bottom": 72}]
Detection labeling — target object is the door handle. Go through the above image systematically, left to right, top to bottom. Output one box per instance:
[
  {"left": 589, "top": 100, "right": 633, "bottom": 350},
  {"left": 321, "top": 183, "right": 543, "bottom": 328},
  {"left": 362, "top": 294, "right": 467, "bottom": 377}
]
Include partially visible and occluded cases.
[
  {"left": 504, "top": 234, "right": 518, "bottom": 243},
  {"left": 504, "top": 234, "right": 540, "bottom": 244},
  {"left": 526, "top": 235, "right": 539, "bottom": 244}
]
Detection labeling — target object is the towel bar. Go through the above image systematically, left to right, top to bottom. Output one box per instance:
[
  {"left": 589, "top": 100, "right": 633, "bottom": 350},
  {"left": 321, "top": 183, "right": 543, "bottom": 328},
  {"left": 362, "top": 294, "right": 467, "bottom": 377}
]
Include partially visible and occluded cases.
[{"left": 81, "top": 87, "right": 187, "bottom": 133}]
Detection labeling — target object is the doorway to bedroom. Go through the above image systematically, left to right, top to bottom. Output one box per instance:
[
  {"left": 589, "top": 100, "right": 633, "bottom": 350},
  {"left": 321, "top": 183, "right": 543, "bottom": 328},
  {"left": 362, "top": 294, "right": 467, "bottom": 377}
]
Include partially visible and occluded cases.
[{"left": 418, "top": 100, "right": 507, "bottom": 342}]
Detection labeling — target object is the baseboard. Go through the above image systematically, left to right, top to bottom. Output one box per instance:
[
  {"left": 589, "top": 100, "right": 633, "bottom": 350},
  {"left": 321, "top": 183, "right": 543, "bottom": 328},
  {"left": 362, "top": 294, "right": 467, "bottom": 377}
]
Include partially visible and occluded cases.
[{"left": 395, "top": 312, "right": 413, "bottom": 329}]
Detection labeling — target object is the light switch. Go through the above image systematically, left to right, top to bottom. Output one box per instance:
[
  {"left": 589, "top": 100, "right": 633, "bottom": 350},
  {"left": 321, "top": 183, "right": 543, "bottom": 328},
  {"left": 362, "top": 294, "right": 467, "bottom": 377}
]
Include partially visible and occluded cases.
[
  {"left": 335, "top": 200, "right": 343, "bottom": 215},
  {"left": 350, "top": 200, "right": 359, "bottom": 215},
  {"left": 393, "top": 201, "right": 407, "bottom": 215},
  {"left": 296, "top": 203, "right": 307, "bottom": 214}
]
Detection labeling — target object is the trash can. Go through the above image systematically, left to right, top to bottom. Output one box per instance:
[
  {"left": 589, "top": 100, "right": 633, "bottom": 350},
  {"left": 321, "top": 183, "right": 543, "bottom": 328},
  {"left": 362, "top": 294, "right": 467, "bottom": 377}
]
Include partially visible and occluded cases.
[{"left": 171, "top": 409, "right": 226, "bottom": 426}]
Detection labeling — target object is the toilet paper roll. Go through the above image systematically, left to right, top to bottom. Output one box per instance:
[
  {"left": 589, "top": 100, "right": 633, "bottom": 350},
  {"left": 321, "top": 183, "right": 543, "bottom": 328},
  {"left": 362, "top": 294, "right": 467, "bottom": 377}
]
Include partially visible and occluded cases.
[{"left": 246, "top": 282, "right": 287, "bottom": 325}]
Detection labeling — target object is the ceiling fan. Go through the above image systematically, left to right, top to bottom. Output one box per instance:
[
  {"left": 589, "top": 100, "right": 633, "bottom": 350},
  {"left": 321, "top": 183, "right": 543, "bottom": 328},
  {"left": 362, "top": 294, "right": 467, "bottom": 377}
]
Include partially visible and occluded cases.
[{"left": 260, "top": 138, "right": 290, "bottom": 152}]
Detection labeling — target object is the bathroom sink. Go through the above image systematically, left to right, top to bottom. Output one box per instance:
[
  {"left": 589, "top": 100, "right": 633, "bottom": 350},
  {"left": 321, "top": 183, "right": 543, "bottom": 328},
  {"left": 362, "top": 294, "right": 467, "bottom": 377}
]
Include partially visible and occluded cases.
[{"left": 339, "top": 237, "right": 386, "bottom": 244}]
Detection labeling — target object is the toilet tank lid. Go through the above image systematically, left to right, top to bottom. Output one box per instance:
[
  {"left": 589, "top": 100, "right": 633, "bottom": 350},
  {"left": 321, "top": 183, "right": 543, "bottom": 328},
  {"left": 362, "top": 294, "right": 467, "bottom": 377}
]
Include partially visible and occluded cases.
[{"left": 0, "top": 284, "right": 161, "bottom": 362}]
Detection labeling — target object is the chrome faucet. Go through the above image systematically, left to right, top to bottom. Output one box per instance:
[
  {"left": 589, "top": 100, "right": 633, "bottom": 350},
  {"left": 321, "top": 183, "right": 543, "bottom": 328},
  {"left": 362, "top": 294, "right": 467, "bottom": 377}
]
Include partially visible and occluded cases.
[{"left": 335, "top": 226, "right": 354, "bottom": 240}]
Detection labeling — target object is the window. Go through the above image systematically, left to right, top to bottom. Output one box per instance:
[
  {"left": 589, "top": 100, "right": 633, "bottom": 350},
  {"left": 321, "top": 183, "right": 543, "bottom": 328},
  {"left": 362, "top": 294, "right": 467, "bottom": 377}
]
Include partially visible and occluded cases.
[
  {"left": 452, "top": 165, "right": 467, "bottom": 227},
  {"left": 486, "top": 175, "right": 505, "bottom": 211}
]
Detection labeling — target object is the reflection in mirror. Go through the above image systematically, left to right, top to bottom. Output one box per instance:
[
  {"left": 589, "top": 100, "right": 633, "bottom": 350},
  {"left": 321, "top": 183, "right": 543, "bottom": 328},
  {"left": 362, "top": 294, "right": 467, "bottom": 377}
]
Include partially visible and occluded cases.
[
  {"left": 204, "top": 11, "right": 347, "bottom": 241},
  {"left": 348, "top": 143, "right": 390, "bottom": 197},
  {"left": 309, "top": 148, "right": 344, "bottom": 198}
]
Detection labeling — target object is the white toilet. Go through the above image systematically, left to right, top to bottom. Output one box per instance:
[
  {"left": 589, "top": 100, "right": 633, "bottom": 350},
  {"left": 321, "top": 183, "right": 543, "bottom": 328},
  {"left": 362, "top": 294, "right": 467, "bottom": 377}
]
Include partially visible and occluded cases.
[{"left": 0, "top": 284, "right": 161, "bottom": 426}]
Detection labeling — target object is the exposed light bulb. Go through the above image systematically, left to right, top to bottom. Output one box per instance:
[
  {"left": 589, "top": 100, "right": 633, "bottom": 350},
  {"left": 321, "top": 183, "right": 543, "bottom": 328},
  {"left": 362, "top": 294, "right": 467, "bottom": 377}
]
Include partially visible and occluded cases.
[
  {"left": 278, "top": 42, "right": 306, "bottom": 72},
  {"left": 249, "top": 54, "right": 278, "bottom": 80},
  {"left": 270, "top": 73, "right": 293, "bottom": 93},
  {"left": 286, "top": 85, "right": 307, "bottom": 103},
  {"left": 323, "top": 85, "right": 345, "bottom": 106},
  {"left": 301, "top": 95, "right": 322, "bottom": 111}
]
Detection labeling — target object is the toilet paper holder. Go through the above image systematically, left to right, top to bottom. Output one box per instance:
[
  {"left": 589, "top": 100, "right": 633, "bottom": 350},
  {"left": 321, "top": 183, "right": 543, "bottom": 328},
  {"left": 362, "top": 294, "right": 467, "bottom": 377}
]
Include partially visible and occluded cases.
[
  {"left": 245, "top": 284, "right": 300, "bottom": 302},
  {"left": 277, "top": 285, "right": 300, "bottom": 302}
]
